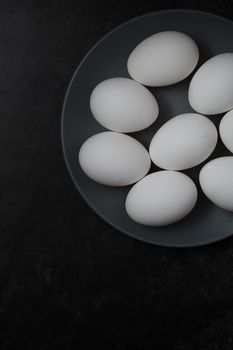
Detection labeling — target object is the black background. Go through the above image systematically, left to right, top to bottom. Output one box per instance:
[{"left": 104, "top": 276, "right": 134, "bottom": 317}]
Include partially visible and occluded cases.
[{"left": 1, "top": 1, "right": 233, "bottom": 349}]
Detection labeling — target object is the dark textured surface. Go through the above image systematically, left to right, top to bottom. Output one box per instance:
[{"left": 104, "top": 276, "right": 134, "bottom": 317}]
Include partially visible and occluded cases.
[{"left": 1, "top": 1, "right": 233, "bottom": 349}]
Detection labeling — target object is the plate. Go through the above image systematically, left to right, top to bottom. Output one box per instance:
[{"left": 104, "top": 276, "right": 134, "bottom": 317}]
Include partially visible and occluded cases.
[{"left": 61, "top": 10, "right": 233, "bottom": 247}]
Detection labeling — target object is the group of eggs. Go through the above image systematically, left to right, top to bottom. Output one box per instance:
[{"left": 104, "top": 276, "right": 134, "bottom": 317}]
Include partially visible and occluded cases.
[{"left": 79, "top": 31, "right": 233, "bottom": 227}]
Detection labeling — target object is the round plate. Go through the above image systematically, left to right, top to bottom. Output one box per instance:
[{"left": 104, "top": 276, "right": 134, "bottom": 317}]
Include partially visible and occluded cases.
[{"left": 62, "top": 9, "right": 233, "bottom": 247}]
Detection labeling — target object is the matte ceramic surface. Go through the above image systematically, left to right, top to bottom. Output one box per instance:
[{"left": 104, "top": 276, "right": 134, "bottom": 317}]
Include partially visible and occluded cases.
[{"left": 61, "top": 10, "right": 233, "bottom": 247}]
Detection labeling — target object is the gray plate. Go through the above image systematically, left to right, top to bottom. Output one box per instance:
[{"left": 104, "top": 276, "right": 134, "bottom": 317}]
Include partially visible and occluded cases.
[{"left": 61, "top": 10, "right": 233, "bottom": 247}]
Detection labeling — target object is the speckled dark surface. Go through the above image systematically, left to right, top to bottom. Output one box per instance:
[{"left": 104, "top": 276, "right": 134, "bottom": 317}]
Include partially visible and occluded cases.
[{"left": 1, "top": 1, "right": 233, "bottom": 349}]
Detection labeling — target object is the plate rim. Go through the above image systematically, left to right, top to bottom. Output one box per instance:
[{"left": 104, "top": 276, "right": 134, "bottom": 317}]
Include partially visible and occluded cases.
[{"left": 61, "top": 9, "right": 233, "bottom": 248}]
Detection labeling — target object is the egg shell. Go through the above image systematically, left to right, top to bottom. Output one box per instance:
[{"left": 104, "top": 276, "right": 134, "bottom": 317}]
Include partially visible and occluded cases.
[
  {"left": 127, "top": 31, "right": 199, "bottom": 87},
  {"left": 189, "top": 53, "right": 233, "bottom": 115},
  {"left": 90, "top": 78, "right": 158, "bottom": 133},
  {"left": 219, "top": 109, "right": 233, "bottom": 153},
  {"left": 149, "top": 113, "right": 218, "bottom": 170},
  {"left": 79, "top": 132, "right": 151, "bottom": 186},
  {"left": 199, "top": 157, "right": 233, "bottom": 212},
  {"left": 126, "top": 171, "right": 198, "bottom": 226}
]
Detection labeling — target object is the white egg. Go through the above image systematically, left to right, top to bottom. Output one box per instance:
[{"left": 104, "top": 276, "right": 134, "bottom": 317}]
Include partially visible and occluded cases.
[
  {"left": 127, "top": 31, "right": 199, "bottom": 87},
  {"left": 189, "top": 53, "right": 233, "bottom": 115},
  {"left": 90, "top": 78, "right": 158, "bottom": 133},
  {"left": 219, "top": 109, "right": 233, "bottom": 153},
  {"left": 149, "top": 113, "right": 218, "bottom": 170},
  {"left": 79, "top": 132, "right": 151, "bottom": 186},
  {"left": 199, "top": 157, "right": 233, "bottom": 212},
  {"left": 126, "top": 171, "right": 198, "bottom": 226}
]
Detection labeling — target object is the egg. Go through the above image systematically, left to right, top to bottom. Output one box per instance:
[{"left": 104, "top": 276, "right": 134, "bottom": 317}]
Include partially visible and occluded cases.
[
  {"left": 127, "top": 31, "right": 199, "bottom": 87},
  {"left": 189, "top": 53, "right": 233, "bottom": 115},
  {"left": 90, "top": 78, "right": 159, "bottom": 133},
  {"left": 219, "top": 109, "right": 233, "bottom": 153},
  {"left": 149, "top": 113, "right": 218, "bottom": 170},
  {"left": 79, "top": 132, "right": 151, "bottom": 186},
  {"left": 199, "top": 157, "right": 233, "bottom": 212},
  {"left": 126, "top": 171, "right": 198, "bottom": 226}
]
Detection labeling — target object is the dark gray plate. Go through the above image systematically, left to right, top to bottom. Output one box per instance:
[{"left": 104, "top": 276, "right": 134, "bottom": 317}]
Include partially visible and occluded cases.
[{"left": 61, "top": 10, "right": 233, "bottom": 247}]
